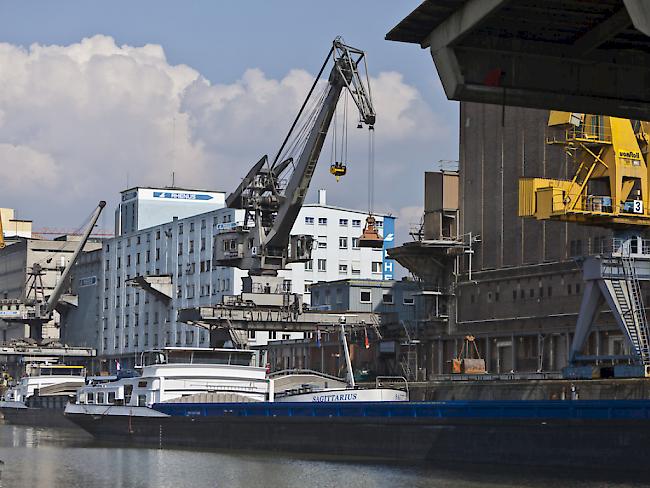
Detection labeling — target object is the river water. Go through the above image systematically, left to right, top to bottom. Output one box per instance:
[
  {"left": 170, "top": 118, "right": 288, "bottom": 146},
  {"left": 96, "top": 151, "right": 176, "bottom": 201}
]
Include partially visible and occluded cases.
[{"left": 0, "top": 423, "right": 645, "bottom": 488}]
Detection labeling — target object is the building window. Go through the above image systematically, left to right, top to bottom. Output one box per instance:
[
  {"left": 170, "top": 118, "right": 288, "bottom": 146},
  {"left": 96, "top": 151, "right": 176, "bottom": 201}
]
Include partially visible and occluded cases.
[
  {"left": 305, "top": 217, "right": 314, "bottom": 225},
  {"left": 318, "top": 217, "right": 327, "bottom": 225},
  {"left": 352, "top": 219, "right": 361, "bottom": 227},
  {"left": 376, "top": 220, "right": 383, "bottom": 227},
  {"left": 190, "top": 222, "right": 195, "bottom": 232},
  {"left": 179, "top": 223, "right": 184, "bottom": 235},
  {"left": 156, "top": 230, "right": 161, "bottom": 240},
  {"left": 200, "top": 237, "right": 206, "bottom": 251},
  {"left": 318, "top": 237, "right": 327, "bottom": 249},
  {"left": 339, "top": 237, "right": 348, "bottom": 249},
  {"left": 351, "top": 237, "right": 360, "bottom": 249},
  {"left": 189, "top": 240, "right": 194, "bottom": 253},
  {"left": 178, "top": 242, "right": 183, "bottom": 255},
  {"left": 156, "top": 248, "right": 160, "bottom": 261},
  {"left": 127, "top": 255, "right": 131, "bottom": 267},
  {"left": 117, "top": 257, "right": 121, "bottom": 269},
  {"left": 105, "top": 259, "right": 110, "bottom": 271},
  {"left": 317, "top": 259, "right": 327, "bottom": 272},
  {"left": 305, "top": 260, "right": 313, "bottom": 271},
  {"left": 371, "top": 262, "right": 382, "bottom": 273},
  {"left": 339, "top": 263, "right": 348, "bottom": 274},
  {"left": 351, "top": 263, "right": 361, "bottom": 275},
  {"left": 282, "top": 280, "right": 292, "bottom": 293},
  {"left": 304, "top": 281, "right": 312, "bottom": 293},
  {"left": 360, "top": 290, "right": 372, "bottom": 303},
  {"left": 382, "top": 292, "right": 393, "bottom": 304},
  {"left": 403, "top": 295, "right": 415, "bottom": 306},
  {"left": 248, "top": 330, "right": 256, "bottom": 339},
  {"left": 269, "top": 331, "right": 277, "bottom": 340},
  {"left": 134, "top": 334, "right": 139, "bottom": 347}
]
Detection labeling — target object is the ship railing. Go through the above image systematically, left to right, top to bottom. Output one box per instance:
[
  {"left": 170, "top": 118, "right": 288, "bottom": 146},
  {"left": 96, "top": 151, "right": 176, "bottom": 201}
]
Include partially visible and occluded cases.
[
  {"left": 268, "top": 369, "right": 344, "bottom": 383},
  {"left": 375, "top": 376, "right": 409, "bottom": 394}
]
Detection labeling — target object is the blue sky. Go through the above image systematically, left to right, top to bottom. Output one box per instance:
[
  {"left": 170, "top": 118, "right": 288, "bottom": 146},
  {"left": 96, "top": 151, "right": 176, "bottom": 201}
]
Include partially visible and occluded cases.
[{"left": 0, "top": 1, "right": 458, "bottom": 239}]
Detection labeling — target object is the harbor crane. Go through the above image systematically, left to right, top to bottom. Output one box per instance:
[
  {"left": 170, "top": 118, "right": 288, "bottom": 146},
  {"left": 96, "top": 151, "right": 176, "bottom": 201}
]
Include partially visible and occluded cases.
[
  {"left": 214, "top": 37, "right": 377, "bottom": 294},
  {"left": 181, "top": 39, "right": 384, "bottom": 347},
  {"left": 519, "top": 113, "right": 650, "bottom": 368},
  {"left": 0, "top": 201, "right": 105, "bottom": 342}
]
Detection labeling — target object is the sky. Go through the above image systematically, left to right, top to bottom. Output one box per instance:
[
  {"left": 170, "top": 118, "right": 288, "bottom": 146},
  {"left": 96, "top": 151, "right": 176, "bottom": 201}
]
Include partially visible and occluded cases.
[{"left": 0, "top": 1, "right": 459, "bottom": 244}]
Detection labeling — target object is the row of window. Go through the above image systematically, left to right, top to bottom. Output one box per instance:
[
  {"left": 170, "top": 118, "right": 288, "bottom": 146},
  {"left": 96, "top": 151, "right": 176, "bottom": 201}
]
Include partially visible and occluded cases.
[
  {"left": 110, "top": 214, "right": 236, "bottom": 252},
  {"left": 304, "top": 217, "right": 383, "bottom": 228},
  {"left": 304, "top": 259, "right": 382, "bottom": 274},
  {"left": 468, "top": 283, "right": 583, "bottom": 304},
  {"left": 312, "top": 288, "right": 413, "bottom": 306},
  {"left": 105, "top": 329, "right": 207, "bottom": 350}
]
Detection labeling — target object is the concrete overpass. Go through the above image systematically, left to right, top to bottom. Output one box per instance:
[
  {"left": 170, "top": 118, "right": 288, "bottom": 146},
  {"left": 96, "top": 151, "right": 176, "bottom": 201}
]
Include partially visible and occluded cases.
[{"left": 387, "top": 0, "right": 650, "bottom": 119}]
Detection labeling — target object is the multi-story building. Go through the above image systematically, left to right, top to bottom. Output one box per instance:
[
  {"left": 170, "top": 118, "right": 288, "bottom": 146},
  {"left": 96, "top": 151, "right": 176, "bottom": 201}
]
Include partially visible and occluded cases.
[{"left": 66, "top": 188, "right": 396, "bottom": 368}]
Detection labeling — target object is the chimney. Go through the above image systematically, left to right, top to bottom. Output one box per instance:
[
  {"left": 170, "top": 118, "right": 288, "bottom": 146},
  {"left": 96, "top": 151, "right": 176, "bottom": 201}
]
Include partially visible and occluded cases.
[{"left": 318, "top": 189, "right": 327, "bottom": 206}]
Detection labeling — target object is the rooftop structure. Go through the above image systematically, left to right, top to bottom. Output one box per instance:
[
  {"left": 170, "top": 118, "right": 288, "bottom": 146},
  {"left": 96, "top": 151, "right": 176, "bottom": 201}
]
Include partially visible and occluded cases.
[
  {"left": 387, "top": 1, "right": 650, "bottom": 120},
  {"left": 116, "top": 187, "right": 226, "bottom": 236}
]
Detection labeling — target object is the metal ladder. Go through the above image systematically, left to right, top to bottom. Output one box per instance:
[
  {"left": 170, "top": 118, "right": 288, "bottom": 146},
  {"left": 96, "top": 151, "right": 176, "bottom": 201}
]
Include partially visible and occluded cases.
[{"left": 611, "top": 255, "right": 650, "bottom": 364}]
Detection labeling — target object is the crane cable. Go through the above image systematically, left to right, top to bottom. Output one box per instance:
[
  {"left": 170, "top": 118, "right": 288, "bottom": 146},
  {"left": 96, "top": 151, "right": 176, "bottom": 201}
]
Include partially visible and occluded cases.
[{"left": 367, "top": 126, "right": 375, "bottom": 216}]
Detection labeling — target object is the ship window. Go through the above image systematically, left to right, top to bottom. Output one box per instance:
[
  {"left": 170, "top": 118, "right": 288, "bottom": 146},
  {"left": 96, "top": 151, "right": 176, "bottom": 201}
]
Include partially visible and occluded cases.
[
  {"left": 138, "top": 381, "right": 148, "bottom": 388},
  {"left": 124, "top": 385, "right": 133, "bottom": 404},
  {"left": 87, "top": 392, "right": 95, "bottom": 404},
  {"left": 97, "top": 392, "right": 105, "bottom": 404},
  {"left": 108, "top": 392, "right": 116, "bottom": 404},
  {"left": 137, "top": 395, "right": 147, "bottom": 407}
]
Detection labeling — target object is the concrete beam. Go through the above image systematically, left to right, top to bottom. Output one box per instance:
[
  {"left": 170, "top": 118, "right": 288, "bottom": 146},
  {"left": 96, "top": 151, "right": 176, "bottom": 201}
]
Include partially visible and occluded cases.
[
  {"left": 424, "top": 0, "right": 508, "bottom": 50},
  {"left": 624, "top": 0, "right": 650, "bottom": 36},
  {"left": 571, "top": 8, "right": 632, "bottom": 56},
  {"left": 431, "top": 45, "right": 650, "bottom": 120}
]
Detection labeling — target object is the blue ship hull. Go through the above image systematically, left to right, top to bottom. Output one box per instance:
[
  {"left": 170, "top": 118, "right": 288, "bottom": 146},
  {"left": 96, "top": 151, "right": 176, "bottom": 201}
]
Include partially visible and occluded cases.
[{"left": 66, "top": 399, "right": 650, "bottom": 470}]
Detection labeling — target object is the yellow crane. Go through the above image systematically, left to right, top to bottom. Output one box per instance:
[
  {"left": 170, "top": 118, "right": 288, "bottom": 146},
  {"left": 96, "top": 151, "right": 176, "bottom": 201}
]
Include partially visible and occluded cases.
[
  {"left": 519, "top": 112, "right": 650, "bottom": 227},
  {"left": 519, "top": 112, "right": 650, "bottom": 368}
]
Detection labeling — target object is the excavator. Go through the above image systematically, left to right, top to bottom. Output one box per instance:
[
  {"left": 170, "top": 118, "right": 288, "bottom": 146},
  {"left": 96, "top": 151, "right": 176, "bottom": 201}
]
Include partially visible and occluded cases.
[
  {"left": 214, "top": 38, "right": 379, "bottom": 295},
  {"left": 519, "top": 112, "right": 650, "bottom": 370}
]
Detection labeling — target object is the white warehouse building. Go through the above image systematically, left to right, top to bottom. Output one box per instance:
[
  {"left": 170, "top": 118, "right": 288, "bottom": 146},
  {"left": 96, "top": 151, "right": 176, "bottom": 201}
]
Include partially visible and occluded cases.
[{"left": 68, "top": 187, "right": 396, "bottom": 366}]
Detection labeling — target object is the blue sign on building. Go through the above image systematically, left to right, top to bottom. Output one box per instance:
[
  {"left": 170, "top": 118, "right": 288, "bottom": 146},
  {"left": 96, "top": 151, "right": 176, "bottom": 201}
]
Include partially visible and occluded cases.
[
  {"left": 153, "top": 191, "right": 213, "bottom": 201},
  {"left": 382, "top": 216, "right": 396, "bottom": 280}
]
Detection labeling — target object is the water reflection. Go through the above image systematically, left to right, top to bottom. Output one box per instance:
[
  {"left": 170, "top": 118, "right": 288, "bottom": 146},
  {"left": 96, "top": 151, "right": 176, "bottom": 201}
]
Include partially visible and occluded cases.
[{"left": 0, "top": 423, "right": 644, "bottom": 488}]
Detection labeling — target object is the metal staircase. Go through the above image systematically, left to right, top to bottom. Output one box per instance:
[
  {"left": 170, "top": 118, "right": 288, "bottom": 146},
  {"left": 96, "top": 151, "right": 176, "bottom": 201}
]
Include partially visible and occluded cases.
[{"left": 613, "top": 254, "right": 650, "bottom": 363}]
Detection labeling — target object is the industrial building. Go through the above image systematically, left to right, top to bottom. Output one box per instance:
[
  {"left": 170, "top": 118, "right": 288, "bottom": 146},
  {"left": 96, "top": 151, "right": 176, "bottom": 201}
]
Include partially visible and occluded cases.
[
  {"left": 387, "top": 104, "right": 636, "bottom": 378},
  {"left": 64, "top": 187, "right": 395, "bottom": 368},
  {"left": 0, "top": 236, "right": 102, "bottom": 342},
  {"left": 265, "top": 278, "right": 421, "bottom": 377}
]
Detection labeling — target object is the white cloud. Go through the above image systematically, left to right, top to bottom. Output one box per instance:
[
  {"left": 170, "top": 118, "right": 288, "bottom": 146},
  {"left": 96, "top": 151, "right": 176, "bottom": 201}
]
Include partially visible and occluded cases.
[{"left": 0, "top": 35, "right": 456, "bottom": 240}]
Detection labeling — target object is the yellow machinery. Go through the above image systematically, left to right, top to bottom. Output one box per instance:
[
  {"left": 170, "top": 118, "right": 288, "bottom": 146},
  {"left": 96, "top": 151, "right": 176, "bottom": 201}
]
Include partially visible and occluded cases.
[
  {"left": 519, "top": 112, "right": 650, "bottom": 227},
  {"left": 519, "top": 112, "right": 650, "bottom": 366},
  {"left": 329, "top": 161, "right": 347, "bottom": 181},
  {"left": 452, "top": 335, "right": 486, "bottom": 374}
]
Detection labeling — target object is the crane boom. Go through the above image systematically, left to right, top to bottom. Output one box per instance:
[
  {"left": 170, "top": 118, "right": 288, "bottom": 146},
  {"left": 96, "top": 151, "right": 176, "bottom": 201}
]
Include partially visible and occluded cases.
[
  {"left": 215, "top": 38, "right": 375, "bottom": 276},
  {"left": 46, "top": 200, "right": 106, "bottom": 314}
]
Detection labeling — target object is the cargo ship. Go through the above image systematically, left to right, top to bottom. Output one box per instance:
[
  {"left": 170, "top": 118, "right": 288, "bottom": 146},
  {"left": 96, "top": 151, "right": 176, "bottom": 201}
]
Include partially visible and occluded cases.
[
  {"left": 63, "top": 347, "right": 650, "bottom": 472},
  {"left": 1, "top": 364, "right": 86, "bottom": 428}
]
